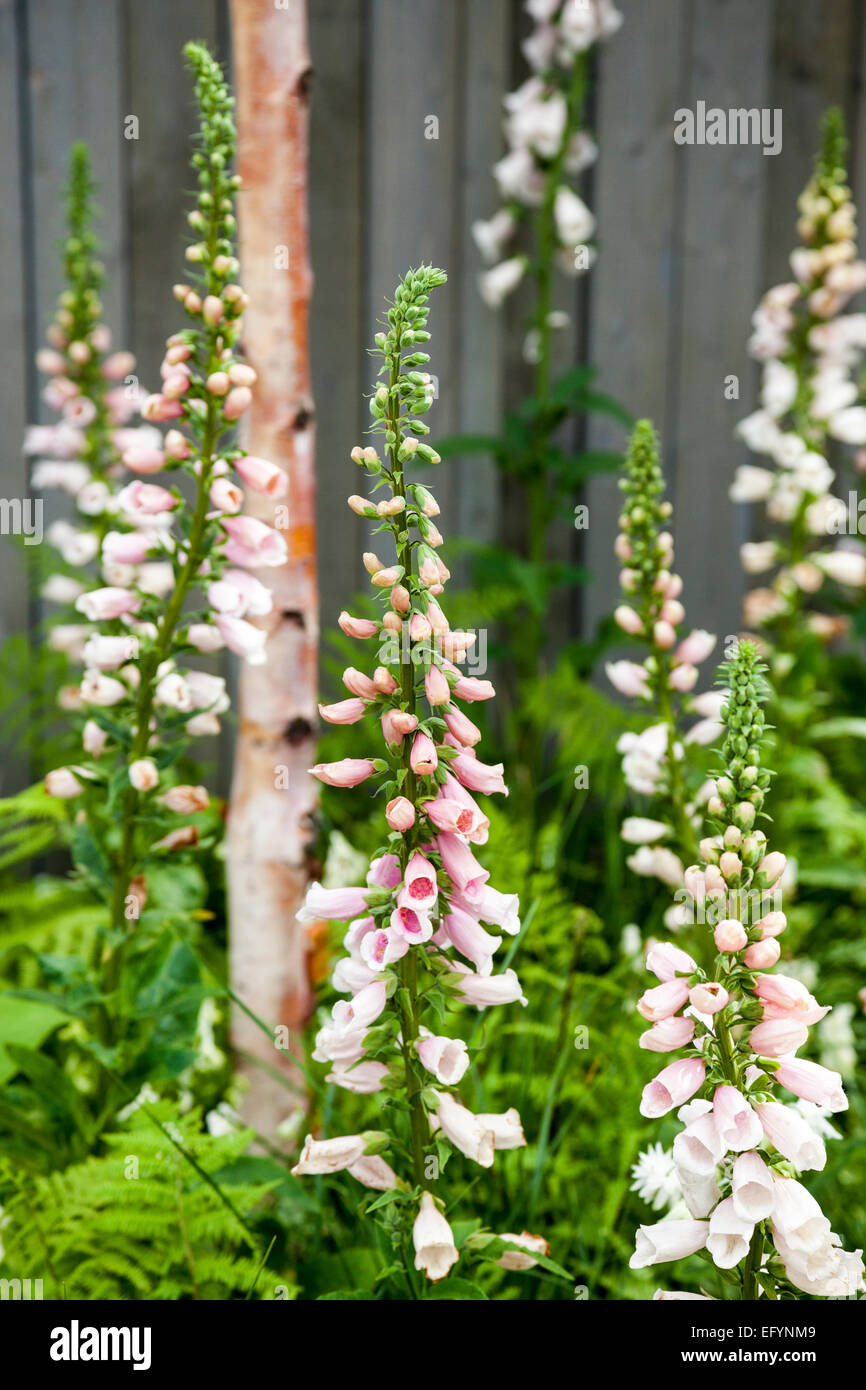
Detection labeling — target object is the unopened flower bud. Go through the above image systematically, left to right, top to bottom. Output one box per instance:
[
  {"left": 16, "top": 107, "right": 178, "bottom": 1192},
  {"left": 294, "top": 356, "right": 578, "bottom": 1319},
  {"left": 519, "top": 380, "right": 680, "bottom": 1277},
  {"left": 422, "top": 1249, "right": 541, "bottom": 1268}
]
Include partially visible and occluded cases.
[
  {"left": 203, "top": 295, "right": 225, "bottom": 325},
  {"left": 223, "top": 386, "right": 252, "bottom": 419},
  {"left": 348, "top": 494, "right": 376, "bottom": 517},
  {"left": 377, "top": 496, "right": 406, "bottom": 517},
  {"left": 614, "top": 605, "right": 642, "bottom": 636},
  {"left": 129, "top": 758, "right": 159, "bottom": 792},
  {"left": 45, "top": 767, "right": 85, "bottom": 799},
  {"left": 163, "top": 784, "right": 210, "bottom": 814},
  {"left": 385, "top": 796, "right": 415, "bottom": 831},
  {"left": 757, "top": 851, "right": 786, "bottom": 886},
  {"left": 756, "top": 911, "right": 787, "bottom": 939},
  {"left": 715, "top": 918, "right": 747, "bottom": 953},
  {"left": 744, "top": 937, "right": 781, "bottom": 969}
]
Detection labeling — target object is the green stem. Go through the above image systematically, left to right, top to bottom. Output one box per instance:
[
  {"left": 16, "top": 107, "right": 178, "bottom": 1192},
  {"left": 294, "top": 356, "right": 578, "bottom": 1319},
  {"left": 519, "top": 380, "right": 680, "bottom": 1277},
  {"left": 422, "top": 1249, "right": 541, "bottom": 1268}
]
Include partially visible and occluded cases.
[
  {"left": 98, "top": 178, "right": 225, "bottom": 1016},
  {"left": 386, "top": 330, "right": 428, "bottom": 1193},
  {"left": 100, "top": 399, "right": 219, "bottom": 1002},
  {"left": 654, "top": 665, "right": 695, "bottom": 865},
  {"left": 714, "top": 1011, "right": 738, "bottom": 1087},
  {"left": 741, "top": 1224, "right": 763, "bottom": 1301}
]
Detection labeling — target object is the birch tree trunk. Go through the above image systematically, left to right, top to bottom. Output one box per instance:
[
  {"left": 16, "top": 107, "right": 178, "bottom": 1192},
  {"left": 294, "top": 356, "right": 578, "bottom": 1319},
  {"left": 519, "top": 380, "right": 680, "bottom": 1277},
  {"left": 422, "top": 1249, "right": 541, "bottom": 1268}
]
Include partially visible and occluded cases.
[{"left": 227, "top": 0, "right": 317, "bottom": 1137}]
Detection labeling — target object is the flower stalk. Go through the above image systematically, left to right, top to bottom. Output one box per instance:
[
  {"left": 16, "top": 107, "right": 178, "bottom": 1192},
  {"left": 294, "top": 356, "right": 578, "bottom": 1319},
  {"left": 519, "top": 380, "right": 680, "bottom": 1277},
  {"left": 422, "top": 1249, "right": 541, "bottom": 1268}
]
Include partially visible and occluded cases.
[
  {"left": 45, "top": 44, "right": 289, "bottom": 1041},
  {"left": 734, "top": 109, "right": 866, "bottom": 650},
  {"left": 29, "top": 142, "right": 151, "bottom": 636},
  {"left": 294, "top": 267, "right": 542, "bottom": 1293},
  {"left": 607, "top": 422, "right": 721, "bottom": 928},
  {"left": 631, "top": 640, "right": 864, "bottom": 1300}
]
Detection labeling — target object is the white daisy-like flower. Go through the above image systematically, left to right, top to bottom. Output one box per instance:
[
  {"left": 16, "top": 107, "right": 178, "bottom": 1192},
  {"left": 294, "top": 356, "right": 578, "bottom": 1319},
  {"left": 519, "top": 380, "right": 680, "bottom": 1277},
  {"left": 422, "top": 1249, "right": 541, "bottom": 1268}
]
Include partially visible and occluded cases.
[{"left": 630, "top": 1143, "right": 682, "bottom": 1212}]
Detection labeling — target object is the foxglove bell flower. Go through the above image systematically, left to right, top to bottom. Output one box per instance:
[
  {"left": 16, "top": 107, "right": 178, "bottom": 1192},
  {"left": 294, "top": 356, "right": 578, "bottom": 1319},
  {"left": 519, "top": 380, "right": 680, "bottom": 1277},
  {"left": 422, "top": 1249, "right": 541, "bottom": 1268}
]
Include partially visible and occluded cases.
[
  {"left": 474, "top": 0, "right": 621, "bottom": 336},
  {"left": 46, "top": 46, "right": 287, "bottom": 999},
  {"left": 734, "top": 110, "right": 866, "bottom": 641},
  {"left": 28, "top": 143, "right": 156, "bottom": 641},
  {"left": 295, "top": 267, "right": 530, "bottom": 1288},
  {"left": 607, "top": 422, "right": 719, "bottom": 885},
  {"left": 628, "top": 639, "right": 864, "bottom": 1299}
]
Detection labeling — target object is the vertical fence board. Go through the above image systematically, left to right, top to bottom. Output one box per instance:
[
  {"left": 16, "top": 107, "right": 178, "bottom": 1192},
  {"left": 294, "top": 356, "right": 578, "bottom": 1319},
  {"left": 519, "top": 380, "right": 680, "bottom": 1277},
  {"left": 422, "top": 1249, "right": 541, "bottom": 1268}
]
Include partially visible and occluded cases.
[
  {"left": 0, "top": 0, "right": 29, "bottom": 623},
  {"left": 0, "top": 0, "right": 31, "bottom": 795},
  {"left": 27, "top": 0, "right": 128, "bottom": 363},
  {"left": 126, "top": 0, "right": 221, "bottom": 390},
  {"left": 308, "top": 0, "right": 365, "bottom": 645},
  {"left": 366, "top": 0, "right": 463, "bottom": 532},
  {"left": 453, "top": 0, "right": 510, "bottom": 557},
  {"left": 583, "top": 0, "right": 688, "bottom": 637},
  {"left": 668, "top": 0, "right": 773, "bottom": 647},
  {"left": 764, "top": 0, "right": 857, "bottom": 289},
  {"left": 849, "top": 4, "right": 866, "bottom": 260}
]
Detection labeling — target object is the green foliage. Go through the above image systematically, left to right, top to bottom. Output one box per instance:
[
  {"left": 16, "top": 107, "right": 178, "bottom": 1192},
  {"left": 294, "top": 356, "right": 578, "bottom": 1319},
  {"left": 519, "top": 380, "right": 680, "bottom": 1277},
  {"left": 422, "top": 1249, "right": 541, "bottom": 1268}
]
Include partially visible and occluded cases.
[
  {"left": 438, "top": 366, "right": 629, "bottom": 643},
  {"left": 0, "top": 635, "right": 77, "bottom": 787},
  {"left": 0, "top": 783, "right": 68, "bottom": 873},
  {"left": 0, "top": 1103, "right": 294, "bottom": 1300}
]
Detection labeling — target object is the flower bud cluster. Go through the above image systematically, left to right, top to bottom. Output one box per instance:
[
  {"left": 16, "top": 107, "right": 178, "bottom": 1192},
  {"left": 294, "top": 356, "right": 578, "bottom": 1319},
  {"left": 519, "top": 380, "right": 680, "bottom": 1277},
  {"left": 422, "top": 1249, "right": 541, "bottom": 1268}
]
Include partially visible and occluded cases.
[{"left": 631, "top": 640, "right": 864, "bottom": 1299}]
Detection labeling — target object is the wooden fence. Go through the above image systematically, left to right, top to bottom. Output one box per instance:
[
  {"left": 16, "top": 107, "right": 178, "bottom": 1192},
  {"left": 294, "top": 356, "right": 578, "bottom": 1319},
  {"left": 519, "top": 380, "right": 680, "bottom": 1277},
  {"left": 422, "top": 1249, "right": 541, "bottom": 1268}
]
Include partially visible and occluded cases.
[{"left": 1, "top": 0, "right": 864, "bottom": 761}]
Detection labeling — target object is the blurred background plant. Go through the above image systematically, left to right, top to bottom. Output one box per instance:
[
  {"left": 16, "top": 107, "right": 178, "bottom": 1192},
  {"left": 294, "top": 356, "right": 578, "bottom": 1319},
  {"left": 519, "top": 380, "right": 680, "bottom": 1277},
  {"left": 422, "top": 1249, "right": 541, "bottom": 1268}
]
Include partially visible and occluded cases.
[{"left": 438, "top": 0, "right": 630, "bottom": 823}]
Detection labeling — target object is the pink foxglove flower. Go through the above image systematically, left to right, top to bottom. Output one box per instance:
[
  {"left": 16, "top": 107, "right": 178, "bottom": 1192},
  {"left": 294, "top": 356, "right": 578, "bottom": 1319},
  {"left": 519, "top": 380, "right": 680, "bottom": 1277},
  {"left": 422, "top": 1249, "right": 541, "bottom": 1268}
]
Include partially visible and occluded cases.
[
  {"left": 46, "top": 47, "right": 286, "bottom": 1008},
  {"left": 734, "top": 110, "right": 866, "bottom": 645},
  {"left": 28, "top": 144, "right": 157, "bottom": 653},
  {"left": 294, "top": 267, "right": 530, "bottom": 1291},
  {"left": 607, "top": 423, "right": 720, "bottom": 889},
  {"left": 628, "top": 639, "right": 864, "bottom": 1299},
  {"left": 412, "top": 1193, "right": 459, "bottom": 1283}
]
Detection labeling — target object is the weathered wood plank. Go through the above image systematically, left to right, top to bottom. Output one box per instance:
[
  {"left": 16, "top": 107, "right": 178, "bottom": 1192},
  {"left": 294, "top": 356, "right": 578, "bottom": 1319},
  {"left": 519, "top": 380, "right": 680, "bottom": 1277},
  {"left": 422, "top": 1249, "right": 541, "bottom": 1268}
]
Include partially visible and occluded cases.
[
  {"left": 0, "top": 0, "right": 33, "bottom": 797},
  {"left": 0, "top": 0, "right": 31, "bottom": 654},
  {"left": 27, "top": 0, "right": 128, "bottom": 363},
  {"left": 126, "top": 0, "right": 222, "bottom": 390},
  {"left": 308, "top": 0, "right": 365, "bottom": 643},
  {"left": 366, "top": 0, "right": 463, "bottom": 533},
  {"left": 453, "top": 0, "right": 511, "bottom": 554},
  {"left": 584, "top": 0, "right": 688, "bottom": 638},
  {"left": 667, "top": 0, "right": 774, "bottom": 648},
  {"left": 764, "top": 0, "right": 857, "bottom": 288},
  {"left": 849, "top": 1, "right": 866, "bottom": 245}
]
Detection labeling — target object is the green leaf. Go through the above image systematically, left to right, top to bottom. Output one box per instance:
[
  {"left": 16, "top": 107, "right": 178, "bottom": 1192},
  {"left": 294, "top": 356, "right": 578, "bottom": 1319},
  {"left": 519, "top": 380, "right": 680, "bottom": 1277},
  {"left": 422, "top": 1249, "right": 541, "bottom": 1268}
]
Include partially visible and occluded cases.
[
  {"left": 811, "top": 717, "right": 866, "bottom": 740},
  {"left": 70, "top": 820, "right": 111, "bottom": 889},
  {"left": 0, "top": 995, "right": 70, "bottom": 1086},
  {"left": 3, "top": 1044, "right": 94, "bottom": 1141},
  {"left": 426, "top": 1277, "right": 488, "bottom": 1300},
  {"left": 316, "top": 1289, "right": 374, "bottom": 1301}
]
